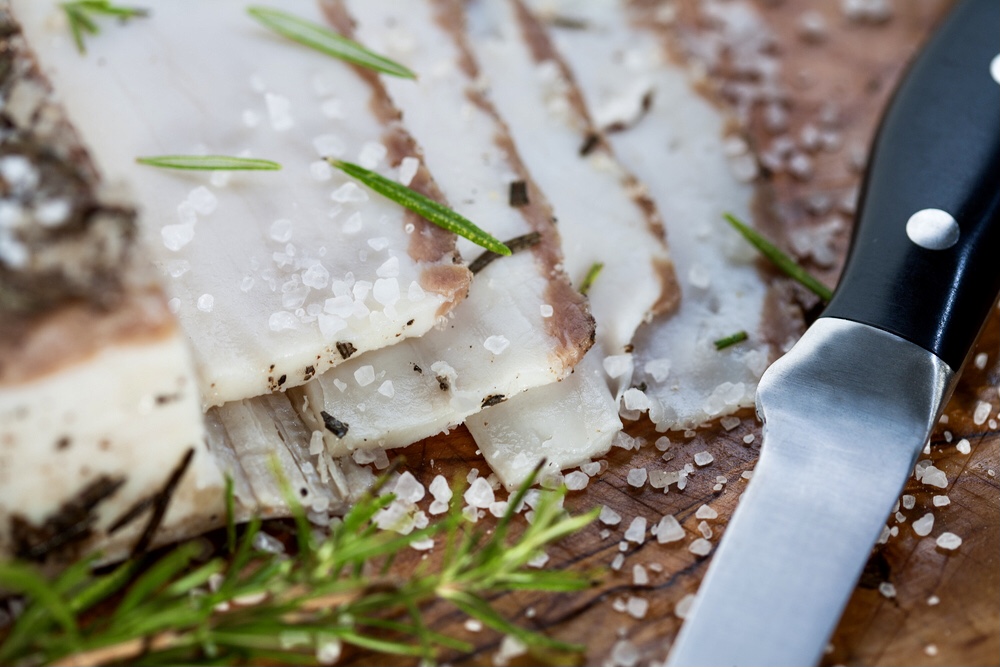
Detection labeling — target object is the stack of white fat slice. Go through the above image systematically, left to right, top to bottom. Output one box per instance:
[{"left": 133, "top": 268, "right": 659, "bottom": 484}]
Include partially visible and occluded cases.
[{"left": 0, "top": 0, "right": 776, "bottom": 557}]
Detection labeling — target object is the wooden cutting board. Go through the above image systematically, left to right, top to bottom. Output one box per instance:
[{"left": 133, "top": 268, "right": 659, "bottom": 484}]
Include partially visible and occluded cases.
[{"left": 339, "top": 1, "right": 1000, "bottom": 664}]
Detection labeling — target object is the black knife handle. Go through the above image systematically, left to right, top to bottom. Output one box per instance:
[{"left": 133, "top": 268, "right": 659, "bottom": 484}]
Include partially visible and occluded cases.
[{"left": 821, "top": 0, "right": 1000, "bottom": 372}]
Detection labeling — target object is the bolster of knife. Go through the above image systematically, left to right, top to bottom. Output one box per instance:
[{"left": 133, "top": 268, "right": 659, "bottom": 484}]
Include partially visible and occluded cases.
[{"left": 821, "top": 0, "right": 1000, "bottom": 372}]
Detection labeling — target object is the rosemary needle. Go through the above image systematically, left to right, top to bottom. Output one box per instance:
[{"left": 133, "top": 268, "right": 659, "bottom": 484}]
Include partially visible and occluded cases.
[
  {"left": 61, "top": 1, "right": 148, "bottom": 54},
  {"left": 247, "top": 6, "right": 416, "bottom": 80},
  {"left": 135, "top": 155, "right": 282, "bottom": 171},
  {"left": 330, "top": 159, "right": 511, "bottom": 256},
  {"left": 723, "top": 213, "right": 833, "bottom": 302},
  {"left": 579, "top": 262, "right": 604, "bottom": 295},
  {"left": 714, "top": 330, "right": 748, "bottom": 350}
]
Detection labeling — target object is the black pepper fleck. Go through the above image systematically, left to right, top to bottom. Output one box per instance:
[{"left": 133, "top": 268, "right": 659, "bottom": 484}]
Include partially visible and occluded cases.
[{"left": 321, "top": 411, "right": 350, "bottom": 438}]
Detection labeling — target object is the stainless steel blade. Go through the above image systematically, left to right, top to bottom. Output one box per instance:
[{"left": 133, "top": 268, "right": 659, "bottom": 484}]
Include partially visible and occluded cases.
[{"left": 666, "top": 318, "right": 956, "bottom": 667}]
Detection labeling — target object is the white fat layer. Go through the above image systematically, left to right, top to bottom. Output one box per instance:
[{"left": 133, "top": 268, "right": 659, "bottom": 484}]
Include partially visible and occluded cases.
[
  {"left": 10, "top": 0, "right": 460, "bottom": 407},
  {"left": 292, "top": 0, "right": 585, "bottom": 454},
  {"left": 464, "top": 0, "right": 674, "bottom": 482},
  {"left": 530, "top": 0, "right": 771, "bottom": 429},
  {"left": 296, "top": 253, "right": 562, "bottom": 453},
  {"left": 0, "top": 332, "right": 223, "bottom": 555},
  {"left": 466, "top": 351, "right": 621, "bottom": 489},
  {"left": 206, "top": 393, "right": 369, "bottom": 516}
]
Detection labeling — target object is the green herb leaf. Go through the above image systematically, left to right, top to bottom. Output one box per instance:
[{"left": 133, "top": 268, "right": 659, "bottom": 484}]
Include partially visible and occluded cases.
[
  {"left": 60, "top": 1, "right": 148, "bottom": 54},
  {"left": 247, "top": 6, "right": 416, "bottom": 80},
  {"left": 135, "top": 155, "right": 282, "bottom": 171},
  {"left": 330, "top": 159, "right": 511, "bottom": 256},
  {"left": 723, "top": 213, "right": 833, "bottom": 302},
  {"left": 579, "top": 261, "right": 604, "bottom": 295},
  {"left": 714, "top": 330, "right": 748, "bottom": 350}
]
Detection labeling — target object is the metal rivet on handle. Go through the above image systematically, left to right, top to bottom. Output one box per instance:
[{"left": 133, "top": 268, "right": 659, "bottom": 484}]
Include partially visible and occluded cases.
[
  {"left": 992, "top": 54, "right": 1000, "bottom": 84},
  {"left": 906, "top": 208, "right": 960, "bottom": 250}
]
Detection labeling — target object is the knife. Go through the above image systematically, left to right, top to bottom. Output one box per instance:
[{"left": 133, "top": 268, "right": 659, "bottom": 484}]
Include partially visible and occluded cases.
[{"left": 666, "top": 1, "right": 1000, "bottom": 665}]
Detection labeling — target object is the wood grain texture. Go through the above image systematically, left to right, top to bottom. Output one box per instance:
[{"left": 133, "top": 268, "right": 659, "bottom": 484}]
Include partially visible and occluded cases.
[{"left": 335, "top": 1, "right": 999, "bottom": 665}]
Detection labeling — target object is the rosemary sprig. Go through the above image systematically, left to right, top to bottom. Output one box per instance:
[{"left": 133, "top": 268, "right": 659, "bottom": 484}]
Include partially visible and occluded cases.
[
  {"left": 60, "top": 1, "right": 148, "bottom": 54},
  {"left": 247, "top": 6, "right": 416, "bottom": 80},
  {"left": 135, "top": 156, "right": 282, "bottom": 171},
  {"left": 330, "top": 160, "right": 511, "bottom": 256},
  {"left": 723, "top": 213, "right": 833, "bottom": 301},
  {"left": 579, "top": 262, "right": 604, "bottom": 295},
  {"left": 713, "top": 330, "right": 748, "bottom": 350},
  {"left": 0, "top": 468, "right": 596, "bottom": 666}
]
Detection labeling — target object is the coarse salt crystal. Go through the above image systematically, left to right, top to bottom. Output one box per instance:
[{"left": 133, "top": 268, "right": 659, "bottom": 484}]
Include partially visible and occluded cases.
[
  {"left": 265, "top": 93, "right": 294, "bottom": 131},
  {"left": 312, "top": 134, "right": 344, "bottom": 157},
  {"left": 358, "top": 141, "right": 387, "bottom": 169},
  {"left": 398, "top": 156, "right": 419, "bottom": 186},
  {"left": 309, "top": 160, "right": 333, "bottom": 181},
  {"left": 330, "top": 182, "right": 368, "bottom": 203},
  {"left": 187, "top": 186, "right": 217, "bottom": 215},
  {"left": 342, "top": 211, "right": 363, "bottom": 234},
  {"left": 269, "top": 219, "right": 293, "bottom": 242},
  {"left": 162, "top": 223, "right": 195, "bottom": 251},
  {"left": 368, "top": 236, "right": 390, "bottom": 251},
  {"left": 376, "top": 256, "right": 399, "bottom": 278},
  {"left": 301, "top": 263, "right": 330, "bottom": 289},
  {"left": 372, "top": 278, "right": 400, "bottom": 306},
  {"left": 408, "top": 281, "right": 426, "bottom": 301},
  {"left": 196, "top": 294, "right": 214, "bottom": 313},
  {"left": 167, "top": 297, "right": 180, "bottom": 313},
  {"left": 540, "top": 303, "right": 554, "bottom": 318},
  {"left": 317, "top": 314, "right": 346, "bottom": 340},
  {"left": 484, "top": 335, "right": 510, "bottom": 355},
  {"left": 974, "top": 352, "right": 988, "bottom": 369},
  {"left": 603, "top": 354, "right": 633, "bottom": 379},
  {"left": 644, "top": 358, "right": 671, "bottom": 382},
  {"left": 354, "top": 365, "right": 376, "bottom": 387},
  {"left": 377, "top": 380, "right": 395, "bottom": 398},
  {"left": 623, "top": 388, "right": 651, "bottom": 412},
  {"left": 973, "top": 401, "right": 991, "bottom": 425},
  {"left": 720, "top": 416, "right": 741, "bottom": 431},
  {"left": 743, "top": 434, "right": 756, "bottom": 444},
  {"left": 654, "top": 436, "right": 671, "bottom": 451},
  {"left": 693, "top": 451, "right": 714, "bottom": 467},
  {"left": 581, "top": 461, "right": 602, "bottom": 476},
  {"left": 921, "top": 466, "right": 948, "bottom": 489},
  {"left": 627, "top": 468, "right": 647, "bottom": 487},
  {"left": 393, "top": 471, "right": 425, "bottom": 503},
  {"left": 565, "top": 471, "right": 589, "bottom": 490},
  {"left": 429, "top": 475, "right": 451, "bottom": 502},
  {"left": 464, "top": 477, "right": 494, "bottom": 509},
  {"left": 901, "top": 494, "right": 916, "bottom": 510},
  {"left": 932, "top": 495, "right": 950, "bottom": 507},
  {"left": 489, "top": 501, "right": 508, "bottom": 517},
  {"left": 599, "top": 505, "right": 622, "bottom": 526},
  {"left": 695, "top": 505, "right": 718, "bottom": 520},
  {"left": 912, "top": 513, "right": 934, "bottom": 537},
  {"left": 624, "top": 516, "right": 647, "bottom": 543},
  {"left": 698, "top": 521, "right": 713, "bottom": 539},
  {"left": 935, "top": 532, "right": 962, "bottom": 550},
  {"left": 688, "top": 538, "right": 712, "bottom": 556},
  {"left": 528, "top": 552, "right": 550, "bottom": 568},
  {"left": 611, "top": 553, "right": 625, "bottom": 571},
  {"left": 633, "top": 564, "right": 649, "bottom": 586},
  {"left": 878, "top": 582, "right": 896, "bottom": 598},
  {"left": 674, "top": 594, "right": 696, "bottom": 619},
  {"left": 927, "top": 595, "right": 940, "bottom": 605},
  {"left": 626, "top": 597, "right": 649, "bottom": 619},
  {"left": 610, "top": 640, "right": 639, "bottom": 667}
]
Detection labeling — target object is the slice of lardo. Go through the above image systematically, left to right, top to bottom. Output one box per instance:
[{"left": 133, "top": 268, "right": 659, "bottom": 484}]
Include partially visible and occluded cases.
[
  {"left": 11, "top": 0, "right": 470, "bottom": 407},
  {"left": 292, "top": 0, "right": 593, "bottom": 455},
  {"left": 462, "top": 0, "right": 679, "bottom": 487},
  {"left": 527, "top": 0, "right": 772, "bottom": 430},
  {"left": 0, "top": 16, "right": 222, "bottom": 560}
]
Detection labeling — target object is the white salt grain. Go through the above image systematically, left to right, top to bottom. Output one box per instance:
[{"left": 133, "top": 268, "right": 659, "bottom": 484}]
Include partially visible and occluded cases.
[
  {"left": 265, "top": 93, "right": 294, "bottom": 131},
  {"left": 358, "top": 141, "right": 387, "bottom": 169},
  {"left": 398, "top": 156, "right": 419, "bottom": 186},
  {"left": 330, "top": 182, "right": 368, "bottom": 204},
  {"left": 187, "top": 186, "right": 217, "bottom": 215},
  {"left": 269, "top": 218, "right": 293, "bottom": 242},
  {"left": 161, "top": 223, "right": 195, "bottom": 251},
  {"left": 197, "top": 294, "right": 214, "bottom": 313},
  {"left": 540, "top": 303, "right": 554, "bottom": 318},
  {"left": 484, "top": 335, "right": 511, "bottom": 355},
  {"left": 974, "top": 352, "right": 988, "bottom": 369},
  {"left": 603, "top": 354, "right": 633, "bottom": 379},
  {"left": 645, "top": 358, "right": 671, "bottom": 382},
  {"left": 353, "top": 365, "right": 376, "bottom": 387},
  {"left": 973, "top": 400, "right": 991, "bottom": 425},
  {"left": 720, "top": 416, "right": 741, "bottom": 431},
  {"left": 743, "top": 434, "right": 756, "bottom": 444},
  {"left": 654, "top": 436, "right": 671, "bottom": 451},
  {"left": 956, "top": 438, "right": 971, "bottom": 454},
  {"left": 693, "top": 451, "right": 714, "bottom": 467},
  {"left": 581, "top": 461, "right": 602, "bottom": 476},
  {"left": 921, "top": 466, "right": 948, "bottom": 489},
  {"left": 627, "top": 468, "right": 648, "bottom": 488},
  {"left": 565, "top": 471, "right": 590, "bottom": 490},
  {"left": 464, "top": 477, "right": 495, "bottom": 509},
  {"left": 901, "top": 494, "right": 916, "bottom": 510},
  {"left": 932, "top": 495, "right": 950, "bottom": 507},
  {"left": 489, "top": 501, "right": 509, "bottom": 518},
  {"left": 695, "top": 505, "right": 718, "bottom": 520},
  {"left": 599, "top": 506, "right": 622, "bottom": 526},
  {"left": 912, "top": 513, "right": 935, "bottom": 537},
  {"left": 624, "top": 517, "right": 647, "bottom": 544},
  {"left": 698, "top": 521, "right": 713, "bottom": 539},
  {"left": 936, "top": 532, "right": 962, "bottom": 550},
  {"left": 688, "top": 538, "right": 712, "bottom": 556},
  {"left": 528, "top": 552, "right": 550, "bottom": 568},
  {"left": 611, "top": 553, "right": 625, "bottom": 571},
  {"left": 633, "top": 564, "right": 649, "bottom": 586},
  {"left": 878, "top": 582, "right": 896, "bottom": 599},
  {"left": 674, "top": 594, "right": 696, "bottom": 619},
  {"left": 927, "top": 595, "right": 940, "bottom": 606},
  {"left": 626, "top": 597, "right": 649, "bottom": 619},
  {"left": 465, "top": 619, "right": 483, "bottom": 633},
  {"left": 610, "top": 639, "right": 640, "bottom": 667}
]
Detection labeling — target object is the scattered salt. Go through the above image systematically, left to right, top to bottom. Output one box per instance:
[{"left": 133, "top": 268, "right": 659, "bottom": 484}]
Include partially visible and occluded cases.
[
  {"left": 265, "top": 93, "right": 294, "bottom": 131},
  {"left": 358, "top": 141, "right": 387, "bottom": 169},
  {"left": 398, "top": 156, "right": 419, "bottom": 186},
  {"left": 330, "top": 182, "right": 368, "bottom": 203},
  {"left": 187, "top": 186, "right": 217, "bottom": 215},
  {"left": 269, "top": 218, "right": 293, "bottom": 242},
  {"left": 161, "top": 223, "right": 195, "bottom": 251},
  {"left": 196, "top": 294, "right": 214, "bottom": 313},
  {"left": 539, "top": 303, "right": 554, "bottom": 318},
  {"left": 484, "top": 335, "right": 511, "bottom": 355},
  {"left": 974, "top": 352, "right": 988, "bottom": 369},
  {"left": 603, "top": 354, "right": 634, "bottom": 379},
  {"left": 645, "top": 358, "right": 671, "bottom": 382},
  {"left": 354, "top": 365, "right": 376, "bottom": 387},
  {"left": 623, "top": 388, "right": 651, "bottom": 412},
  {"left": 973, "top": 400, "right": 991, "bottom": 425},
  {"left": 720, "top": 416, "right": 741, "bottom": 431},
  {"left": 743, "top": 434, "right": 756, "bottom": 444},
  {"left": 654, "top": 436, "right": 671, "bottom": 451},
  {"left": 693, "top": 451, "right": 714, "bottom": 467},
  {"left": 581, "top": 461, "right": 602, "bottom": 476},
  {"left": 921, "top": 466, "right": 948, "bottom": 489},
  {"left": 627, "top": 468, "right": 648, "bottom": 488},
  {"left": 565, "top": 471, "right": 590, "bottom": 490},
  {"left": 393, "top": 472, "right": 425, "bottom": 503},
  {"left": 464, "top": 477, "right": 495, "bottom": 509},
  {"left": 901, "top": 494, "right": 916, "bottom": 510},
  {"left": 932, "top": 495, "right": 950, "bottom": 507},
  {"left": 489, "top": 501, "right": 509, "bottom": 517},
  {"left": 695, "top": 505, "right": 718, "bottom": 520},
  {"left": 600, "top": 506, "right": 622, "bottom": 526},
  {"left": 912, "top": 513, "right": 934, "bottom": 537},
  {"left": 624, "top": 517, "right": 647, "bottom": 544},
  {"left": 697, "top": 521, "right": 713, "bottom": 539},
  {"left": 252, "top": 531, "right": 285, "bottom": 554},
  {"left": 935, "top": 532, "right": 962, "bottom": 550},
  {"left": 688, "top": 538, "right": 712, "bottom": 556},
  {"left": 528, "top": 552, "right": 550, "bottom": 568},
  {"left": 611, "top": 553, "right": 625, "bottom": 571},
  {"left": 633, "top": 564, "right": 649, "bottom": 586},
  {"left": 878, "top": 582, "right": 896, "bottom": 599},
  {"left": 674, "top": 594, "right": 696, "bottom": 619},
  {"left": 927, "top": 595, "right": 940, "bottom": 606},
  {"left": 626, "top": 597, "right": 649, "bottom": 619},
  {"left": 494, "top": 635, "right": 527, "bottom": 666},
  {"left": 610, "top": 639, "right": 640, "bottom": 667},
  {"left": 925, "top": 645, "right": 938, "bottom": 657}
]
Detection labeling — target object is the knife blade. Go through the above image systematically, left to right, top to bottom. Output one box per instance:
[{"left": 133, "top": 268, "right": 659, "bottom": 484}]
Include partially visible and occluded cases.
[{"left": 666, "top": 1, "right": 1000, "bottom": 665}]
